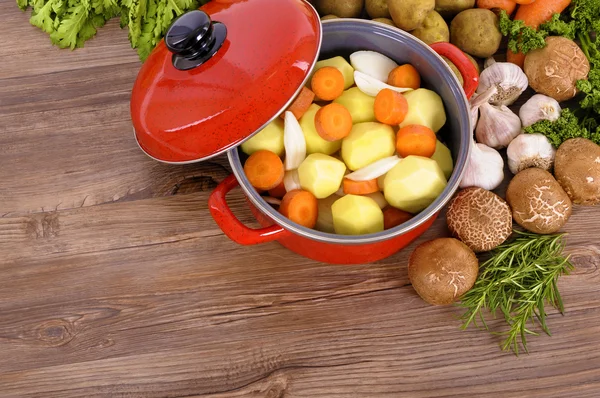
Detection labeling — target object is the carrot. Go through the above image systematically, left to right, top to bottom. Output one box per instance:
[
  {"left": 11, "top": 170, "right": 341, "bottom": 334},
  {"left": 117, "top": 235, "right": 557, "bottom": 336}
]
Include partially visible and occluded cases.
[
  {"left": 476, "top": 0, "right": 517, "bottom": 15},
  {"left": 507, "top": 0, "right": 572, "bottom": 67},
  {"left": 514, "top": 0, "right": 536, "bottom": 4},
  {"left": 387, "top": 64, "right": 420, "bottom": 90},
  {"left": 311, "top": 66, "right": 345, "bottom": 101},
  {"left": 281, "top": 87, "right": 315, "bottom": 120},
  {"left": 374, "top": 88, "right": 409, "bottom": 125},
  {"left": 314, "top": 103, "right": 353, "bottom": 141},
  {"left": 395, "top": 125, "right": 437, "bottom": 158},
  {"left": 244, "top": 150, "right": 284, "bottom": 191},
  {"left": 342, "top": 178, "right": 379, "bottom": 195},
  {"left": 268, "top": 180, "right": 287, "bottom": 198},
  {"left": 280, "top": 189, "right": 318, "bottom": 228},
  {"left": 383, "top": 206, "right": 413, "bottom": 230}
]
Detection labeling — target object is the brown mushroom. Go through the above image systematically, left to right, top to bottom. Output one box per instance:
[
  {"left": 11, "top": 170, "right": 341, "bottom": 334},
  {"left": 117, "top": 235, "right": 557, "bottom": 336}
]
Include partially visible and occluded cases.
[
  {"left": 524, "top": 36, "right": 590, "bottom": 102},
  {"left": 554, "top": 138, "right": 600, "bottom": 205},
  {"left": 506, "top": 168, "right": 572, "bottom": 234},
  {"left": 446, "top": 187, "right": 512, "bottom": 252},
  {"left": 408, "top": 238, "right": 479, "bottom": 306}
]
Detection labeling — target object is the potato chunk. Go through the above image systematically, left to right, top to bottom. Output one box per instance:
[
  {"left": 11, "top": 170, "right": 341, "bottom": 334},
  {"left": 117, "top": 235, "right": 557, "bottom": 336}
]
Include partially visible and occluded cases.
[
  {"left": 311, "top": 56, "right": 355, "bottom": 90},
  {"left": 334, "top": 87, "right": 376, "bottom": 124},
  {"left": 399, "top": 89, "right": 447, "bottom": 132},
  {"left": 299, "top": 104, "right": 343, "bottom": 155},
  {"left": 240, "top": 119, "right": 284, "bottom": 156},
  {"left": 341, "top": 122, "right": 396, "bottom": 171},
  {"left": 430, "top": 140, "right": 454, "bottom": 179},
  {"left": 298, "top": 153, "right": 347, "bottom": 199},
  {"left": 384, "top": 156, "right": 447, "bottom": 213},
  {"left": 315, "top": 194, "right": 338, "bottom": 233},
  {"left": 332, "top": 194, "right": 384, "bottom": 235}
]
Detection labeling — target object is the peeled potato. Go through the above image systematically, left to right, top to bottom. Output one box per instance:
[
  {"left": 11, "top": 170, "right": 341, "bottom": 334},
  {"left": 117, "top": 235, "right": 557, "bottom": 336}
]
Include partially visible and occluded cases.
[
  {"left": 311, "top": 56, "right": 355, "bottom": 90},
  {"left": 334, "top": 87, "right": 376, "bottom": 124},
  {"left": 400, "top": 89, "right": 447, "bottom": 132},
  {"left": 299, "top": 104, "right": 343, "bottom": 155},
  {"left": 240, "top": 119, "right": 284, "bottom": 156},
  {"left": 341, "top": 122, "right": 396, "bottom": 171},
  {"left": 430, "top": 140, "right": 454, "bottom": 179},
  {"left": 298, "top": 153, "right": 347, "bottom": 199},
  {"left": 384, "top": 156, "right": 447, "bottom": 213},
  {"left": 315, "top": 194, "right": 339, "bottom": 233},
  {"left": 332, "top": 194, "right": 384, "bottom": 235}
]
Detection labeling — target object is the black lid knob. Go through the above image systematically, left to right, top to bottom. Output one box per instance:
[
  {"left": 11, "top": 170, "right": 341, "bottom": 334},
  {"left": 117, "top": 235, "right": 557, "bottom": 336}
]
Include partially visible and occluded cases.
[{"left": 165, "top": 10, "right": 227, "bottom": 70}]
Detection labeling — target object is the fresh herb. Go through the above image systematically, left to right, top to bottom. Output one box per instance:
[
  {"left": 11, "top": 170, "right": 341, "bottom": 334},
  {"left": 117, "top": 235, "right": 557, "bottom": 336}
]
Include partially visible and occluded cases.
[
  {"left": 17, "top": 0, "right": 209, "bottom": 61},
  {"left": 499, "top": 10, "right": 548, "bottom": 55},
  {"left": 525, "top": 108, "right": 600, "bottom": 147},
  {"left": 459, "top": 231, "right": 574, "bottom": 355}
]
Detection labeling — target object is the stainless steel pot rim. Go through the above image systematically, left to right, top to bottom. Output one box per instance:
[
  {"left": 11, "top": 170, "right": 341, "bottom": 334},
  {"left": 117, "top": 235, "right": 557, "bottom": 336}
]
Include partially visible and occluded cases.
[{"left": 229, "top": 18, "right": 473, "bottom": 246}]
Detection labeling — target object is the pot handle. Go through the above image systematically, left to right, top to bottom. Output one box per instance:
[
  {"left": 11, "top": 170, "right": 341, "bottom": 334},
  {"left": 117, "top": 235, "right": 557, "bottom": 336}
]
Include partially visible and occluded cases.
[
  {"left": 430, "top": 42, "right": 479, "bottom": 99},
  {"left": 209, "top": 174, "right": 289, "bottom": 245}
]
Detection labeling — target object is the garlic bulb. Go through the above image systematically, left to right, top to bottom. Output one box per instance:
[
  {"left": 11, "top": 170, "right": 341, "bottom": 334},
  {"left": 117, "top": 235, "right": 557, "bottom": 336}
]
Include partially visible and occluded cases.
[
  {"left": 484, "top": 57, "right": 497, "bottom": 69},
  {"left": 476, "top": 62, "right": 528, "bottom": 106},
  {"left": 519, "top": 94, "right": 562, "bottom": 127},
  {"left": 476, "top": 102, "right": 522, "bottom": 149},
  {"left": 507, "top": 133, "right": 556, "bottom": 174},
  {"left": 460, "top": 139, "right": 505, "bottom": 191}
]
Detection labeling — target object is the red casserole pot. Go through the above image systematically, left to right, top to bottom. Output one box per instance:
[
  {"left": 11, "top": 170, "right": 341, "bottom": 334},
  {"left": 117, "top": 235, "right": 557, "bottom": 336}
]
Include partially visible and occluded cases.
[{"left": 130, "top": 0, "right": 478, "bottom": 265}]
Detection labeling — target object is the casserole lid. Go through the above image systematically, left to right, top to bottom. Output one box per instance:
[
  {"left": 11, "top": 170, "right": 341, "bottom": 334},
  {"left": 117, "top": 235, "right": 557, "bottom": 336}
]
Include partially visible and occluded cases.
[{"left": 130, "top": 0, "right": 322, "bottom": 164}]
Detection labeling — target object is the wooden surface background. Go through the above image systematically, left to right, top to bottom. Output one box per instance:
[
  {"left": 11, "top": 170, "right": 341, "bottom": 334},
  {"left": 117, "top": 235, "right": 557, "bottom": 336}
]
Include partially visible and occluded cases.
[{"left": 2, "top": 3, "right": 600, "bottom": 397}]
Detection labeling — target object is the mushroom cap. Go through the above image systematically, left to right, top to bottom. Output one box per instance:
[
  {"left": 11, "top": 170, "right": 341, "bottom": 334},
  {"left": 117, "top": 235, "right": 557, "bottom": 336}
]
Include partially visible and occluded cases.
[
  {"left": 524, "top": 36, "right": 590, "bottom": 102},
  {"left": 555, "top": 138, "right": 600, "bottom": 205},
  {"left": 506, "top": 168, "right": 572, "bottom": 234},
  {"left": 446, "top": 187, "right": 512, "bottom": 252},
  {"left": 408, "top": 238, "right": 478, "bottom": 306}
]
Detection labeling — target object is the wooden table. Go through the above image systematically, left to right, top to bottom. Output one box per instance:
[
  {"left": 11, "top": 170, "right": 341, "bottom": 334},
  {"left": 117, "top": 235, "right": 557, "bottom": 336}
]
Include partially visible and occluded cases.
[{"left": 2, "top": 3, "right": 600, "bottom": 397}]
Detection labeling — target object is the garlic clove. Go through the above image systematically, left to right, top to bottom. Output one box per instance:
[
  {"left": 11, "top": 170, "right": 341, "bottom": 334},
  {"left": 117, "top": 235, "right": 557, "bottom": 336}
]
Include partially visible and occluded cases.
[
  {"left": 484, "top": 57, "right": 497, "bottom": 69},
  {"left": 476, "top": 62, "right": 528, "bottom": 106},
  {"left": 469, "top": 85, "right": 498, "bottom": 131},
  {"left": 519, "top": 94, "right": 562, "bottom": 128},
  {"left": 475, "top": 102, "right": 522, "bottom": 149},
  {"left": 507, "top": 133, "right": 556, "bottom": 174},
  {"left": 460, "top": 139, "right": 505, "bottom": 191}
]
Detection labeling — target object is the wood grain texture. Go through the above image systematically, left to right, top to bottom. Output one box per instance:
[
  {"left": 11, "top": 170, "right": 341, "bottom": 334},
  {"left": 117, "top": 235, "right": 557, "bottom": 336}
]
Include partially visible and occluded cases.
[{"left": 1, "top": 2, "right": 600, "bottom": 397}]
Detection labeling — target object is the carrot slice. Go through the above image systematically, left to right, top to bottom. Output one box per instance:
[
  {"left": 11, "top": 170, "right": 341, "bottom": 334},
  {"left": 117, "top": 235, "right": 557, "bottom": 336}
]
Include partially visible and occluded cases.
[
  {"left": 476, "top": 0, "right": 517, "bottom": 15},
  {"left": 507, "top": 0, "right": 572, "bottom": 68},
  {"left": 514, "top": 0, "right": 536, "bottom": 4},
  {"left": 387, "top": 64, "right": 421, "bottom": 90},
  {"left": 311, "top": 67, "right": 345, "bottom": 101},
  {"left": 281, "top": 87, "right": 315, "bottom": 120},
  {"left": 374, "top": 88, "right": 409, "bottom": 125},
  {"left": 314, "top": 103, "right": 353, "bottom": 141},
  {"left": 395, "top": 125, "right": 437, "bottom": 158},
  {"left": 244, "top": 150, "right": 284, "bottom": 191},
  {"left": 342, "top": 178, "right": 380, "bottom": 195},
  {"left": 268, "top": 180, "right": 287, "bottom": 198},
  {"left": 280, "top": 189, "right": 318, "bottom": 228},
  {"left": 383, "top": 206, "right": 413, "bottom": 230}
]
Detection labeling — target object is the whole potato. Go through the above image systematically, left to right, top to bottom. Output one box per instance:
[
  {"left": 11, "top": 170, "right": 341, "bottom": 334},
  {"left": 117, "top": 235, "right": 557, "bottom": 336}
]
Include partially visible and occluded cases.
[
  {"left": 315, "top": 0, "right": 364, "bottom": 18},
  {"left": 365, "top": 0, "right": 390, "bottom": 18},
  {"left": 389, "top": 0, "right": 435, "bottom": 31},
  {"left": 435, "top": 0, "right": 475, "bottom": 18},
  {"left": 451, "top": 9, "right": 502, "bottom": 58},
  {"left": 411, "top": 10, "right": 449, "bottom": 45},
  {"left": 321, "top": 14, "right": 339, "bottom": 20},
  {"left": 373, "top": 17, "right": 397, "bottom": 27}
]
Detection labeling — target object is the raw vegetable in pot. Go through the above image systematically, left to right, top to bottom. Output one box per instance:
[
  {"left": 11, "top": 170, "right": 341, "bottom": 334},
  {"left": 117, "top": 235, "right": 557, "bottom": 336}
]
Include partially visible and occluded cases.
[
  {"left": 310, "top": 56, "right": 356, "bottom": 90},
  {"left": 388, "top": 64, "right": 421, "bottom": 90},
  {"left": 311, "top": 67, "right": 346, "bottom": 101},
  {"left": 334, "top": 87, "right": 377, "bottom": 124},
  {"left": 374, "top": 89, "right": 409, "bottom": 125},
  {"left": 399, "top": 89, "right": 447, "bottom": 133},
  {"left": 299, "top": 104, "right": 343, "bottom": 155},
  {"left": 315, "top": 104, "right": 353, "bottom": 141},
  {"left": 241, "top": 119, "right": 285, "bottom": 156},
  {"left": 341, "top": 122, "right": 396, "bottom": 170},
  {"left": 395, "top": 125, "right": 437, "bottom": 158},
  {"left": 244, "top": 150, "right": 285, "bottom": 191},
  {"left": 298, "top": 154, "right": 347, "bottom": 199},
  {"left": 280, "top": 190, "right": 319, "bottom": 229},
  {"left": 332, "top": 195, "right": 384, "bottom": 235}
]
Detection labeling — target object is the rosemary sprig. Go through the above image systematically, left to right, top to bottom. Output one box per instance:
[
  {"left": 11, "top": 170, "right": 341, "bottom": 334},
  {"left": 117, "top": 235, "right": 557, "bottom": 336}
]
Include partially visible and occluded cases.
[{"left": 458, "top": 231, "right": 574, "bottom": 355}]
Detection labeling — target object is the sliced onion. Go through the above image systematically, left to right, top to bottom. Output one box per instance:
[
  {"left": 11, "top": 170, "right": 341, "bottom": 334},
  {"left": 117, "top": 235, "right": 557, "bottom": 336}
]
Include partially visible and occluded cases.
[
  {"left": 350, "top": 50, "right": 398, "bottom": 83},
  {"left": 354, "top": 71, "right": 413, "bottom": 97},
  {"left": 283, "top": 111, "right": 306, "bottom": 171},
  {"left": 345, "top": 155, "right": 402, "bottom": 181},
  {"left": 283, "top": 169, "right": 301, "bottom": 192},
  {"left": 334, "top": 185, "right": 346, "bottom": 196},
  {"left": 363, "top": 191, "right": 388, "bottom": 209},
  {"left": 262, "top": 196, "right": 282, "bottom": 206}
]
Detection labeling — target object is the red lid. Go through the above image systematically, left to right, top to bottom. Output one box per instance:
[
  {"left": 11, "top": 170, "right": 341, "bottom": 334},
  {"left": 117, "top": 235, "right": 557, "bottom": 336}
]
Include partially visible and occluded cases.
[{"left": 130, "top": 0, "right": 322, "bottom": 164}]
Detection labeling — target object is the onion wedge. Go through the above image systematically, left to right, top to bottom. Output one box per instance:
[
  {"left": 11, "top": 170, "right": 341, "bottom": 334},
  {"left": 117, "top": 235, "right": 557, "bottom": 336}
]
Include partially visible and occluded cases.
[
  {"left": 350, "top": 50, "right": 398, "bottom": 83},
  {"left": 354, "top": 71, "right": 413, "bottom": 97},
  {"left": 283, "top": 111, "right": 306, "bottom": 171},
  {"left": 345, "top": 156, "right": 402, "bottom": 181},
  {"left": 283, "top": 169, "right": 301, "bottom": 192},
  {"left": 262, "top": 196, "right": 282, "bottom": 206}
]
